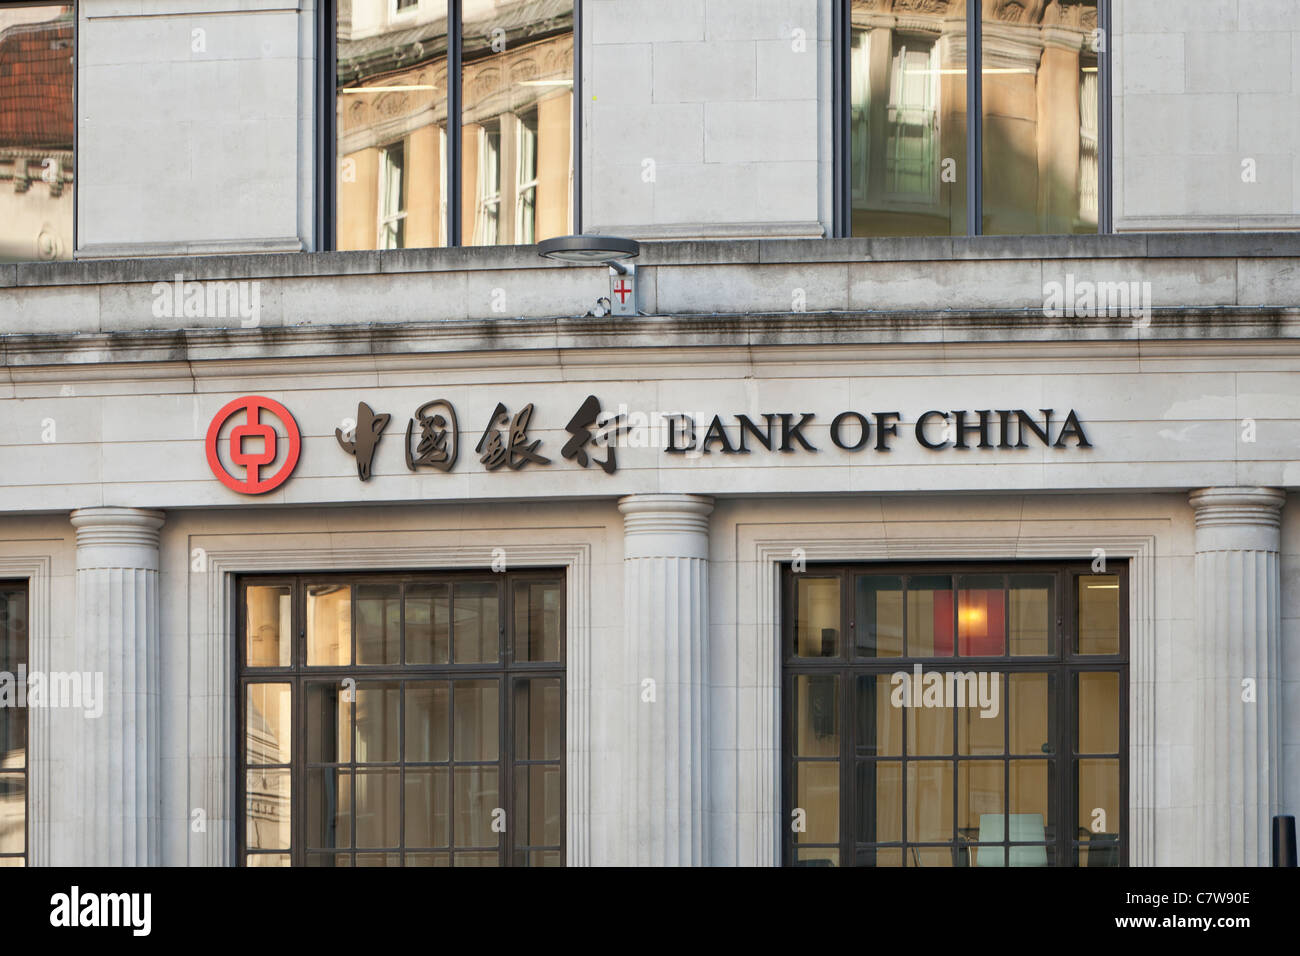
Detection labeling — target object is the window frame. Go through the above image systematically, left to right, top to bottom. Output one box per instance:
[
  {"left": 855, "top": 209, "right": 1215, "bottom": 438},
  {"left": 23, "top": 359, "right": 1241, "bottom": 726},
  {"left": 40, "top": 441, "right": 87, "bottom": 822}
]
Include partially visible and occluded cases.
[
  {"left": 320, "top": 0, "right": 582, "bottom": 251},
  {"left": 833, "top": 0, "right": 1112, "bottom": 237},
  {"left": 780, "top": 560, "right": 1129, "bottom": 868},
  {"left": 236, "top": 569, "right": 567, "bottom": 867}
]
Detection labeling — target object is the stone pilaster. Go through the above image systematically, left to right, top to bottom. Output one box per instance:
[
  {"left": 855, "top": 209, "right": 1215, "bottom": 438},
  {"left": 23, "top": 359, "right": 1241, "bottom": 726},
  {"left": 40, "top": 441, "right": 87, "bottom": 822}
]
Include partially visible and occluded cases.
[
  {"left": 1189, "top": 487, "right": 1284, "bottom": 866},
  {"left": 618, "top": 494, "right": 712, "bottom": 866},
  {"left": 70, "top": 507, "right": 165, "bottom": 866}
]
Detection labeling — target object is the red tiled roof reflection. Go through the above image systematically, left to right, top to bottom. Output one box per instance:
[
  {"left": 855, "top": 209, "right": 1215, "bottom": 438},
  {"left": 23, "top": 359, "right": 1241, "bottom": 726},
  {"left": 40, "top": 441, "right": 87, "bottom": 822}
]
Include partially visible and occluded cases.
[{"left": 0, "top": 11, "right": 74, "bottom": 150}]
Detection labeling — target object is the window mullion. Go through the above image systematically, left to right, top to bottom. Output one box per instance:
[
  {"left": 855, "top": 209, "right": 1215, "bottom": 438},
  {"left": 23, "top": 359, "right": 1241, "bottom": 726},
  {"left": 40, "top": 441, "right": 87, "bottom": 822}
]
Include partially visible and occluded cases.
[
  {"left": 447, "top": 0, "right": 463, "bottom": 246},
  {"left": 966, "top": 0, "right": 982, "bottom": 236}
]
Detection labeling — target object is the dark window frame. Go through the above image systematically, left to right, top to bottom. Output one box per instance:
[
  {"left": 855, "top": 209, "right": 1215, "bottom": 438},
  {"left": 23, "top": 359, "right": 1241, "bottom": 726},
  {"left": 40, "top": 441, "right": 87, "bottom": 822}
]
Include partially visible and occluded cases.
[
  {"left": 319, "top": 0, "right": 582, "bottom": 252},
  {"left": 833, "top": 0, "right": 1112, "bottom": 237},
  {"left": 780, "top": 560, "right": 1129, "bottom": 867},
  {"left": 236, "top": 568, "right": 566, "bottom": 867},
  {"left": 0, "top": 579, "right": 28, "bottom": 866}
]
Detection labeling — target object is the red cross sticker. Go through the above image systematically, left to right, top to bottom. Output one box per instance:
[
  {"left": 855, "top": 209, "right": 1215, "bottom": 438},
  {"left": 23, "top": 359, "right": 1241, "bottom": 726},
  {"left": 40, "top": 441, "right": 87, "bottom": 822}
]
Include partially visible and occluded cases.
[{"left": 613, "top": 278, "right": 633, "bottom": 304}]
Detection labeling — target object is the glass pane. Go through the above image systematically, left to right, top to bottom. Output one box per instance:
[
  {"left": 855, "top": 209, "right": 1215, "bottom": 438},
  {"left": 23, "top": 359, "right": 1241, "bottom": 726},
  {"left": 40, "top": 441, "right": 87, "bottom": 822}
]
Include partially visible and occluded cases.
[
  {"left": 337, "top": 0, "right": 449, "bottom": 250},
  {"left": 461, "top": 0, "right": 574, "bottom": 245},
  {"left": 981, "top": 0, "right": 1099, "bottom": 235},
  {"left": 0, "top": 4, "right": 74, "bottom": 261},
  {"left": 849, "top": 9, "right": 966, "bottom": 236},
  {"left": 1009, "top": 574, "right": 1053, "bottom": 655},
  {"left": 855, "top": 575, "right": 903, "bottom": 657},
  {"left": 906, "top": 575, "right": 953, "bottom": 657},
  {"left": 957, "top": 575, "right": 1005, "bottom": 656},
  {"left": 1078, "top": 575, "right": 1121, "bottom": 654},
  {"left": 795, "top": 576, "right": 840, "bottom": 658},
  {"left": 513, "top": 580, "right": 561, "bottom": 662},
  {"left": 405, "top": 582, "right": 449, "bottom": 665},
  {"left": 453, "top": 582, "right": 499, "bottom": 664},
  {"left": 356, "top": 583, "right": 400, "bottom": 666},
  {"left": 307, "top": 584, "right": 352, "bottom": 666},
  {"left": 245, "top": 585, "right": 291, "bottom": 667},
  {"left": 0, "top": 588, "right": 26, "bottom": 776},
  {"left": 1078, "top": 672, "right": 1120, "bottom": 754},
  {"left": 1009, "top": 673, "right": 1052, "bottom": 756},
  {"left": 857, "top": 674, "right": 902, "bottom": 756},
  {"left": 794, "top": 675, "right": 839, "bottom": 757},
  {"left": 957, "top": 675, "right": 1004, "bottom": 755},
  {"left": 514, "top": 678, "right": 562, "bottom": 761},
  {"left": 453, "top": 680, "right": 499, "bottom": 762},
  {"left": 405, "top": 681, "right": 450, "bottom": 763},
  {"left": 306, "top": 682, "right": 351, "bottom": 763},
  {"left": 355, "top": 682, "right": 400, "bottom": 764},
  {"left": 245, "top": 683, "right": 291, "bottom": 766},
  {"left": 906, "top": 689, "right": 953, "bottom": 756},
  {"left": 1078, "top": 758, "right": 1120, "bottom": 838},
  {"left": 1009, "top": 759, "right": 1051, "bottom": 836},
  {"left": 857, "top": 760, "right": 902, "bottom": 843},
  {"left": 958, "top": 760, "right": 1004, "bottom": 836},
  {"left": 794, "top": 761, "right": 839, "bottom": 844},
  {"left": 905, "top": 762, "right": 952, "bottom": 842},
  {"left": 514, "top": 764, "right": 562, "bottom": 847},
  {"left": 453, "top": 767, "right": 500, "bottom": 847},
  {"left": 245, "top": 768, "right": 290, "bottom": 850},
  {"left": 306, "top": 768, "right": 351, "bottom": 849},
  {"left": 404, "top": 768, "right": 450, "bottom": 848},
  {"left": 355, "top": 769, "right": 400, "bottom": 848},
  {"left": 0, "top": 773, "right": 24, "bottom": 854},
  {"left": 1078, "top": 839, "right": 1120, "bottom": 867},
  {"left": 795, "top": 847, "right": 838, "bottom": 867},
  {"left": 858, "top": 847, "right": 902, "bottom": 867},
  {"left": 907, "top": 847, "right": 954, "bottom": 867},
  {"left": 528, "top": 849, "right": 562, "bottom": 868},
  {"left": 454, "top": 850, "right": 499, "bottom": 867},
  {"left": 306, "top": 852, "right": 352, "bottom": 867},
  {"left": 355, "top": 852, "right": 401, "bottom": 867},
  {"left": 406, "top": 852, "right": 451, "bottom": 867},
  {"left": 246, "top": 854, "right": 289, "bottom": 867}
]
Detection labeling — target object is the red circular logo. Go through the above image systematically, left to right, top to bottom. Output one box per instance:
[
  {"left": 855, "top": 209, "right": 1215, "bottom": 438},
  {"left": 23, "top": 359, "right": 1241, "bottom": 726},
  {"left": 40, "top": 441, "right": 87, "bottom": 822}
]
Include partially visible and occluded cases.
[{"left": 205, "top": 396, "right": 301, "bottom": 495}]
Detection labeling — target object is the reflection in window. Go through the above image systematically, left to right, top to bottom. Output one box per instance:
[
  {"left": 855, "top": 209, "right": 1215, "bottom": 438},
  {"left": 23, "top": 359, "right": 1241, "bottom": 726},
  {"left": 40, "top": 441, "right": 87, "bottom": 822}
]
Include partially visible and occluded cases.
[
  {"left": 848, "top": 0, "right": 1102, "bottom": 237},
  {"left": 336, "top": 1, "right": 573, "bottom": 251},
  {"left": 0, "top": 4, "right": 74, "bottom": 262},
  {"left": 850, "top": 4, "right": 965, "bottom": 236},
  {"left": 378, "top": 142, "right": 407, "bottom": 250},
  {"left": 785, "top": 565, "right": 1125, "bottom": 867},
  {"left": 242, "top": 573, "right": 564, "bottom": 866},
  {"left": 0, "top": 585, "right": 27, "bottom": 865}
]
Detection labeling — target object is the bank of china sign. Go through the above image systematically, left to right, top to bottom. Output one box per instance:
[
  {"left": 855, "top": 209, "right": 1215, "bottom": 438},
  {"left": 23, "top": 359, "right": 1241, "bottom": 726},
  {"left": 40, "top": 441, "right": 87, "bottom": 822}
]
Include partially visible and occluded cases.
[{"left": 205, "top": 395, "right": 1092, "bottom": 495}]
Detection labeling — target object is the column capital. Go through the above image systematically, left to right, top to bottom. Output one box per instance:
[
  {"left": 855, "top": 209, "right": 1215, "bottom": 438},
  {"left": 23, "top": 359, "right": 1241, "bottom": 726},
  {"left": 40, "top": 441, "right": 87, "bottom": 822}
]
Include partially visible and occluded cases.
[
  {"left": 1189, "top": 487, "right": 1285, "bottom": 552},
  {"left": 619, "top": 494, "right": 713, "bottom": 560},
  {"left": 71, "top": 507, "right": 165, "bottom": 571}
]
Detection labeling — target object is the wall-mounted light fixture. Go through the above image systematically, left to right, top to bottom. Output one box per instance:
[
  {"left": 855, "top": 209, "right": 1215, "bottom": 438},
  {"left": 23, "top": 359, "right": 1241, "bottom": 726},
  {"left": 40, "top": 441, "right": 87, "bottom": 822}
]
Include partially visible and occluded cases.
[{"left": 538, "top": 234, "right": 641, "bottom": 316}]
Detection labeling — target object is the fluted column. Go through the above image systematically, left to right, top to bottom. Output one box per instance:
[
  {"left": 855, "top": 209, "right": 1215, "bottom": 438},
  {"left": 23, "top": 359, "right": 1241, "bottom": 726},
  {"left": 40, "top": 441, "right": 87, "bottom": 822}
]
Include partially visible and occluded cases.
[
  {"left": 1189, "top": 487, "right": 1284, "bottom": 866},
  {"left": 619, "top": 494, "right": 712, "bottom": 866},
  {"left": 71, "top": 507, "right": 165, "bottom": 866}
]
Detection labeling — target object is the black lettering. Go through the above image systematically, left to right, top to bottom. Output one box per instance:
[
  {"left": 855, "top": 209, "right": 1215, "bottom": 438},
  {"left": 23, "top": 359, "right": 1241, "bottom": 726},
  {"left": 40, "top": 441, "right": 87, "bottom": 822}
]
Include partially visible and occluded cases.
[
  {"left": 1015, "top": 409, "right": 1054, "bottom": 448},
  {"left": 1054, "top": 409, "right": 1092, "bottom": 448},
  {"left": 915, "top": 410, "right": 950, "bottom": 449},
  {"left": 953, "top": 410, "right": 993, "bottom": 450},
  {"left": 996, "top": 410, "right": 1014, "bottom": 449},
  {"left": 830, "top": 411, "right": 870, "bottom": 451},
  {"left": 874, "top": 411, "right": 901, "bottom": 451},
  {"left": 779, "top": 413, "right": 817, "bottom": 452},
  {"left": 664, "top": 414, "right": 697, "bottom": 454},
  {"left": 735, "top": 414, "right": 776, "bottom": 453},
  {"left": 700, "top": 415, "right": 738, "bottom": 454}
]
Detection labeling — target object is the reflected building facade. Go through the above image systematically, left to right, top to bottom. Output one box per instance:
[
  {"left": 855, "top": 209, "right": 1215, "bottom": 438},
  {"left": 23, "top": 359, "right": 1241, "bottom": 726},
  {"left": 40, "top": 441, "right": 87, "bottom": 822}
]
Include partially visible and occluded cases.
[{"left": 336, "top": 0, "right": 573, "bottom": 250}]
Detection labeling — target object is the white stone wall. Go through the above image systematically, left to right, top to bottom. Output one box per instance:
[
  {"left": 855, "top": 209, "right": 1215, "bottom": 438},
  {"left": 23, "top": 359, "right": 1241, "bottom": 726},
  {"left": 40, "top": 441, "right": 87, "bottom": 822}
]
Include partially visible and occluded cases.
[
  {"left": 76, "top": 0, "right": 314, "bottom": 257},
  {"left": 582, "top": 0, "right": 830, "bottom": 239},
  {"left": 1114, "top": 0, "right": 1300, "bottom": 230}
]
